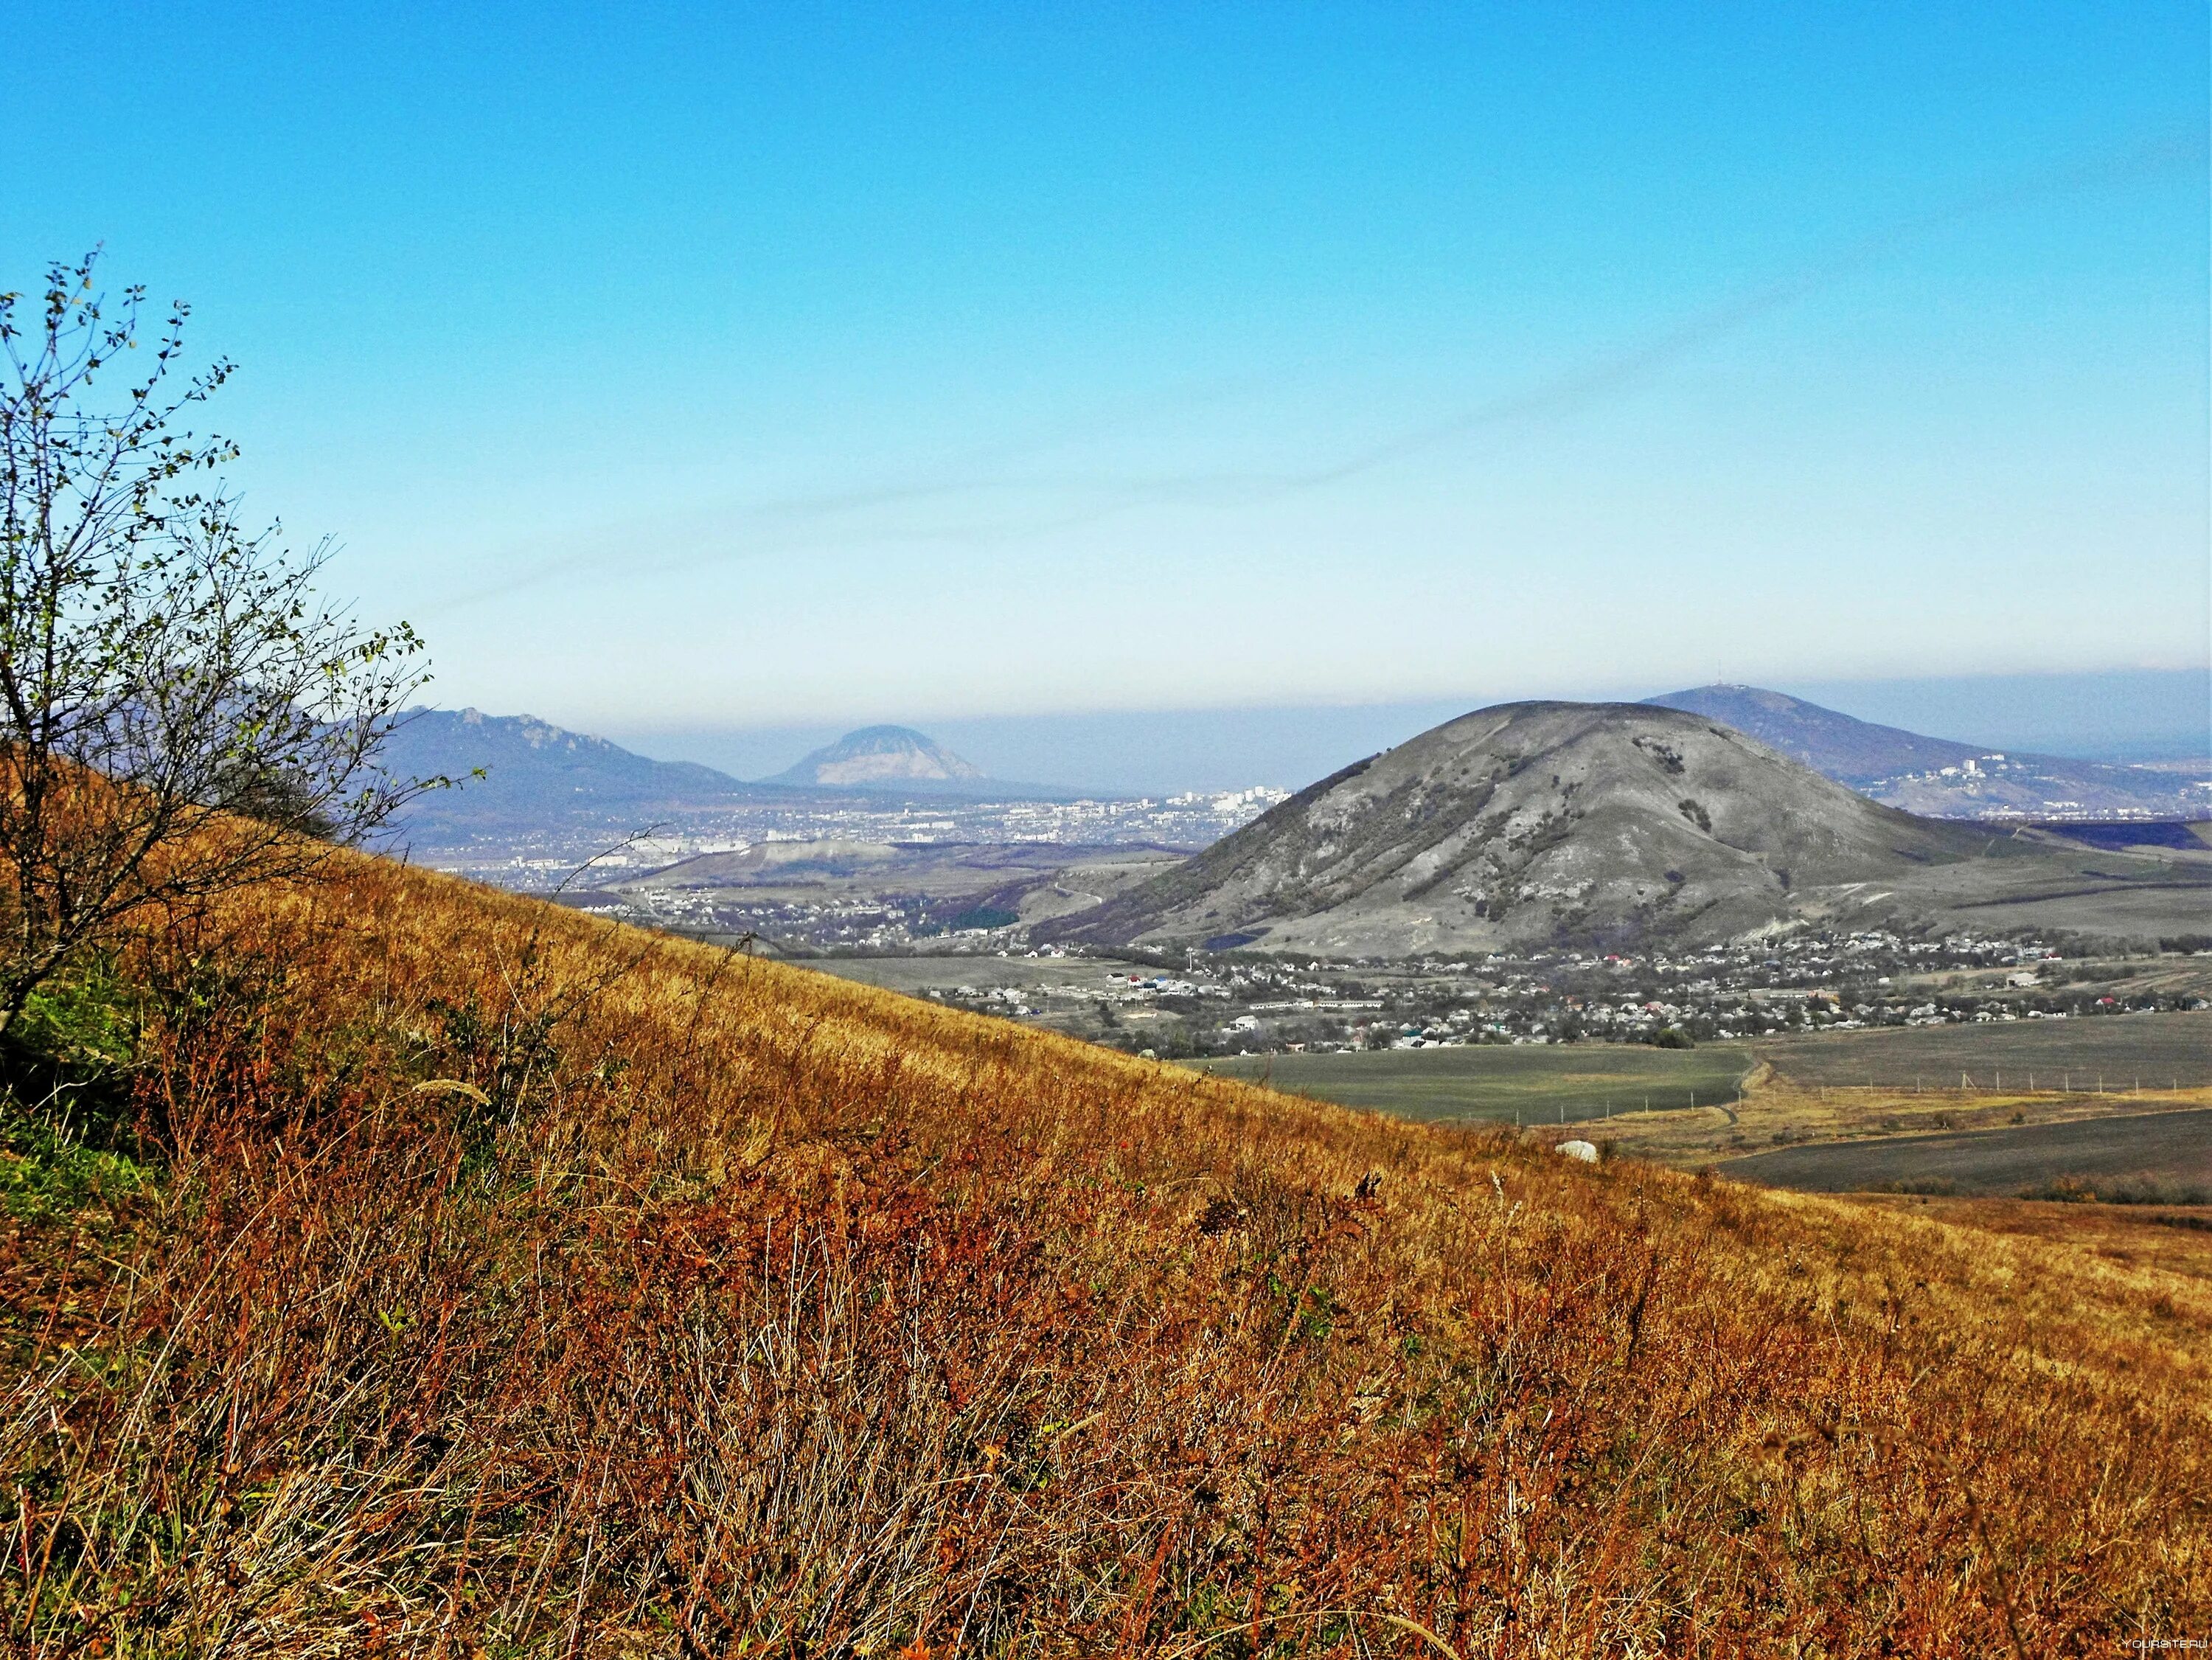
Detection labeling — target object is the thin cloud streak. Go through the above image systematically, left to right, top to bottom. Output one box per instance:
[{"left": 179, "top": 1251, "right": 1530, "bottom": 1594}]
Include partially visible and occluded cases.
[{"left": 437, "top": 131, "right": 2204, "bottom": 609}]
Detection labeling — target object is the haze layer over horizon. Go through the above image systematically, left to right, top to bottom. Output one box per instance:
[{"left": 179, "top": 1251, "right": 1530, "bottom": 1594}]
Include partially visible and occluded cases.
[{"left": 603, "top": 667, "right": 2209, "bottom": 798}]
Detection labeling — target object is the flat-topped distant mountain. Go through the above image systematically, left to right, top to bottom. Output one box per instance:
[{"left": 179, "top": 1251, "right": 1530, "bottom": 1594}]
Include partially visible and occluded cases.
[
  {"left": 1644, "top": 684, "right": 2208, "bottom": 820},
  {"left": 1041, "top": 701, "right": 2210, "bottom": 956},
  {"left": 765, "top": 725, "right": 1089, "bottom": 800}
]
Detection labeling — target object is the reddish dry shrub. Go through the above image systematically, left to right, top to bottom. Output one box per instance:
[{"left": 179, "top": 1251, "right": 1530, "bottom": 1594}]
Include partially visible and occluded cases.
[{"left": 1, "top": 856, "right": 2207, "bottom": 1655}]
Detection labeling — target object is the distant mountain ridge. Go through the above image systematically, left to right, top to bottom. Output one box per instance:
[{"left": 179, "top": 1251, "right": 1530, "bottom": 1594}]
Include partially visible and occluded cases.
[
  {"left": 1644, "top": 685, "right": 2208, "bottom": 820},
  {"left": 1643, "top": 686, "right": 1978, "bottom": 782},
  {"left": 1042, "top": 701, "right": 2208, "bottom": 956},
  {"left": 380, "top": 709, "right": 793, "bottom": 844}
]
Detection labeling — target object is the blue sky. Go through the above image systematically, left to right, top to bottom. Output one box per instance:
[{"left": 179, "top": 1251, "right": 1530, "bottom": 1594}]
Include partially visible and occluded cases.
[{"left": 5, "top": 3, "right": 2205, "bottom": 752}]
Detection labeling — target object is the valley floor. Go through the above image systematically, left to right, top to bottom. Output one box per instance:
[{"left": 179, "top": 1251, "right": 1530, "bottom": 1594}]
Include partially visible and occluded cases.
[{"left": 1168, "top": 1014, "right": 2212, "bottom": 1206}]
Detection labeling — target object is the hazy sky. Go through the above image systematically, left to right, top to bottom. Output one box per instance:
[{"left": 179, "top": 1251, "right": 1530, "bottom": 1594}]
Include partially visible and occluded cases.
[{"left": 6, "top": 4, "right": 2205, "bottom": 738}]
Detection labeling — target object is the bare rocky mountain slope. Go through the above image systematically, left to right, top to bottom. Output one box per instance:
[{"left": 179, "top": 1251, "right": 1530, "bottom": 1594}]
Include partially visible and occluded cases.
[{"left": 1043, "top": 702, "right": 2211, "bottom": 956}]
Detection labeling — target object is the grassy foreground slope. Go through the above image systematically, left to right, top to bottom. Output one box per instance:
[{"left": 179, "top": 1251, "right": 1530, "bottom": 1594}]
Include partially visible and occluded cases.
[{"left": 3, "top": 858, "right": 2208, "bottom": 1655}]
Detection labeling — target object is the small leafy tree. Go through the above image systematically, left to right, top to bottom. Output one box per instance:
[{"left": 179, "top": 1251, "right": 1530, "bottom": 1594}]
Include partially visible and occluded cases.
[{"left": 0, "top": 252, "right": 429, "bottom": 1032}]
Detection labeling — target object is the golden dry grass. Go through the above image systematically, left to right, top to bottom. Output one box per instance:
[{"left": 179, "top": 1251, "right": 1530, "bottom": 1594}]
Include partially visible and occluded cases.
[
  {"left": 2, "top": 855, "right": 2208, "bottom": 1654},
  {"left": 1848, "top": 1195, "right": 2212, "bottom": 1283}
]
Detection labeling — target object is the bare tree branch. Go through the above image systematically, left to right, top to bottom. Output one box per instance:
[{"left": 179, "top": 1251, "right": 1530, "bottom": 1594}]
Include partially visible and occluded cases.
[{"left": 0, "top": 251, "right": 433, "bottom": 1029}]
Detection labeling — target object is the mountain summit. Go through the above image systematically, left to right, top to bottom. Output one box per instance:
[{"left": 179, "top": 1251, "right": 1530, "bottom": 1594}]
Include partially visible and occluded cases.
[
  {"left": 1042, "top": 701, "right": 2198, "bottom": 955},
  {"left": 768, "top": 726, "right": 987, "bottom": 791}
]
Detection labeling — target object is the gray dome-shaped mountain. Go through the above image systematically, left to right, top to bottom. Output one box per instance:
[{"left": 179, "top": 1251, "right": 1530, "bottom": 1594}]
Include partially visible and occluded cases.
[
  {"left": 1042, "top": 701, "right": 2058, "bottom": 956},
  {"left": 768, "top": 726, "right": 987, "bottom": 791}
]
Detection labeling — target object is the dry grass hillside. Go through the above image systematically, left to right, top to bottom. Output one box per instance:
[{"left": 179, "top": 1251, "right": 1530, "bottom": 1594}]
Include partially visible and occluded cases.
[{"left": 3, "top": 855, "right": 2208, "bottom": 1655}]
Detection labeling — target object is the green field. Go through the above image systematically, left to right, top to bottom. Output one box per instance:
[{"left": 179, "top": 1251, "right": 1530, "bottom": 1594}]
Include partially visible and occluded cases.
[
  {"left": 1753, "top": 1010, "right": 2212, "bottom": 1092},
  {"left": 1185, "top": 1043, "right": 1753, "bottom": 1125},
  {"left": 1724, "top": 1106, "right": 2212, "bottom": 1199}
]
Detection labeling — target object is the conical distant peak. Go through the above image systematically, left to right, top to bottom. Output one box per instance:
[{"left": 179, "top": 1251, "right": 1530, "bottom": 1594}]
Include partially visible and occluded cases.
[{"left": 771, "top": 726, "right": 985, "bottom": 788}]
